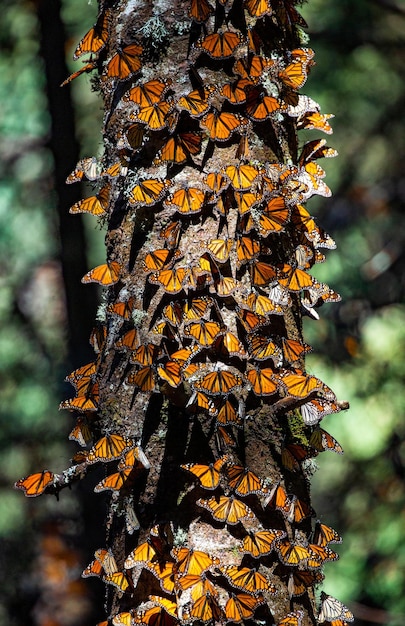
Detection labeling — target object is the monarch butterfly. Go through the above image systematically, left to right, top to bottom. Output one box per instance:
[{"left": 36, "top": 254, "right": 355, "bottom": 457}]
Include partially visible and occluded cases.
[
  {"left": 188, "top": 0, "right": 214, "bottom": 22},
  {"left": 244, "top": 0, "right": 272, "bottom": 17},
  {"left": 73, "top": 9, "right": 110, "bottom": 59},
  {"left": 196, "top": 30, "right": 243, "bottom": 59},
  {"left": 105, "top": 43, "right": 143, "bottom": 79},
  {"left": 234, "top": 55, "right": 274, "bottom": 81},
  {"left": 279, "top": 61, "right": 308, "bottom": 90},
  {"left": 61, "top": 62, "right": 97, "bottom": 86},
  {"left": 123, "top": 79, "right": 171, "bottom": 107},
  {"left": 221, "top": 79, "right": 254, "bottom": 105},
  {"left": 177, "top": 85, "right": 216, "bottom": 117},
  {"left": 246, "top": 87, "right": 281, "bottom": 121},
  {"left": 132, "top": 100, "right": 173, "bottom": 131},
  {"left": 201, "top": 111, "right": 245, "bottom": 142},
  {"left": 299, "top": 112, "right": 334, "bottom": 135},
  {"left": 154, "top": 131, "right": 202, "bottom": 165},
  {"left": 299, "top": 138, "right": 337, "bottom": 166},
  {"left": 66, "top": 156, "right": 99, "bottom": 184},
  {"left": 225, "top": 164, "right": 261, "bottom": 190},
  {"left": 203, "top": 171, "right": 229, "bottom": 196},
  {"left": 128, "top": 178, "right": 170, "bottom": 206},
  {"left": 70, "top": 184, "right": 111, "bottom": 216},
  {"left": 164, "top": 187, "right": 206, "bottom": 214},
  {"left": 233, "top": 190, "right": 261, "bottom": 214},
  {"left": 258, "top": 196, "right": 290, "bottom": 233},
  {"left": 160, "top": 220, "right": 181, "bottom": 248},
  {"left": 236, "top": 236, "right": 260, "bottom": 265},
  {"left": 206, "top": 238, "right": 233, "bottom": 263},
  {"left": 143, "top": 249, "right": 177, "bottom": 273},
  {"left": 250, "top": 260, "right": 277, "bottom": 286},
  {"left": 81, "top": 261, "right": 121, "bottom": 286},
  {"left": 277, "top": 264, "right": 313, "bottom": 292},
  {"left": 149, "top": 267, "right": 187, "bottom": 294},
  {"left": 244, "top": 292, "right": 284, "bottom": 316},
  {"left": 107, "top": 296, "right": 135, "bottom": 319},
  {"left": 183, "top": 296, "right": 213, "bottom": 321},
  {"left": 237, "top": 307, "right": 268, "bottom": 332},
  {"left": 184, "top": 320, "right": 224, "bottom": 347},
  {"left": 212, "top": 332, "right": 246, "bottom": 360},
  {"left": 249, "top": 335, "right": 282, "bottom": 365},
  {"left": 280, "top": 337, "right": 311, "bottom": 364},
  {"left": 130, "top": 344, "right": 161, "bottom": 367},
  {"left": 65, "top": 361, "right": 97, "bottom": 382},
  {"left": 157, "top": 361, "right": 182, "bottom": 388},
  {"left": 127, "top": 365, "right": 156, "bottom": 391},
  {"left": 246, "top": 367, "right": 279, "bottom": 396},
  {"left": 194, "top": 369, "right": 243, "bottom": 396},
  {"left": 280, "top": 370, "right": 325, "bottom": 399},
  {"left": 59, "top": 392, "right": 98, "bottom": 412},
  {"left": 300, "top": 396, "right": 332, "bottom": 426},
  {"left": 216, "top": 397, "right": 242, "bottom": 426},
  {"left": 69, "top": 417, "right": 93, "bottom": 447},
  {"left": 216, "top": 425, "right": 238, "bottom": 449},
  {"left": 309, "top": 427, "right": 344, "bottom": 454},
  {"left": 86, "top": 434, "right": 134, "bottom": 464},
  {"left": 281, "top": 443, "right": 310, "bottom": 472},
  {"left": 118, "top": 445, "right": 150, "bottom": 470},
  {"left": 180, "top": 456, "right": 228, "bottom": 490},
  {"left": 226, "top": 465, "right": 267, "bottom": 496},
  {"left": 94, "top": 467, "right": 139, "bottom": 493},
  {"left": 15, "top": 470, "right": 54, "bottom": 497},
  {"left": 262, "top": 482, "right": 292, "bottom": 516},
  {"left": 197, "top": 495, "right": 254, "bottom": 525},
  {"left": 313, "top": 521, "right": 342, "bottom": 547},
  {"left": 240, "top": 529, "right": 286, "bottom": 558},
  {"left": 276, "top": 540, "right": 312, "bottom": 566},
  {"left": 124, "top": 541, "right": 157, "bottom": 569},
  {"left": 307, "top": 543, "right": 339, "bottom": 569},
  {"left": 172, "top": 547, "right": 219, "bottom": 576},
  {"left": 83, "top": 548, "right": 118, "bottom": 578},
  {"left": 144, "top": 561, "right": 176, "bottom": 594},
  {"left": 221, "top": 566, "right": 273, "bottom": 595},
  {"left": 287, "top": 570, "right": 324, "bottom": 597},
  {"left": 103, "top": 571, "right": 130, "bottom": 592},
  {"left": 185, "top": 575, "right": 218, "bottom": 602},
  {"left": 190, "top": 592, "right": 223, "bottom": 622},
  {"left": 318, "top": 592, "right": 354, "bottom": 623},
  {"left": 225, "top": 593, "right": 265, "bottom": 623},
  {"left": 135, "top": 605, "right": 177, "bottom": 626},
  {"left": 277, "top": 610, "right": 304, "bottom": 626},
  {"left": 112, "top": 612, "right": 133, "bottom": 626}
]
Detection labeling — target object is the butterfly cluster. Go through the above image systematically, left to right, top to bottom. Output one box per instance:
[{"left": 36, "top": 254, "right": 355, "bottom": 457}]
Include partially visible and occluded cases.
[{"left": 15, "top": 0, "right": 351, "bottom": 625}]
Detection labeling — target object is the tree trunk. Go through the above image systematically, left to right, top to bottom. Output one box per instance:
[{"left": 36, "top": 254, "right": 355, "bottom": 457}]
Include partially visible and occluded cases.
[{"left": 17, "top": 2, "right": 352, "bottom": 626}]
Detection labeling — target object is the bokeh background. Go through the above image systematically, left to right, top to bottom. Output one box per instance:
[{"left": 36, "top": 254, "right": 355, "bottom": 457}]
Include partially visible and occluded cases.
[{"left": 1, "top": 0, "right": 405, "bottom": 624}]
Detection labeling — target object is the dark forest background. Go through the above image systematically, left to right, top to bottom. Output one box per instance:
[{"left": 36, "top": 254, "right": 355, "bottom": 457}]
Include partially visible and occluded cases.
[{"left": 1, "top": 0, "right": 405, "bottom": 624}]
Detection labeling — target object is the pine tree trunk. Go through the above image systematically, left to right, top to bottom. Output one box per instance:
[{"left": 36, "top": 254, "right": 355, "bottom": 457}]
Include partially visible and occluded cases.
[{"left": 16, "top": 2, "right": 353, "bottom": 626}]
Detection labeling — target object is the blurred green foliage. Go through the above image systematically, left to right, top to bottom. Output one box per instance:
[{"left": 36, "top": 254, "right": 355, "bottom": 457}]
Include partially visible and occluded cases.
[{"left": 1, "top": 0, "right": 405, "bottom": 624}]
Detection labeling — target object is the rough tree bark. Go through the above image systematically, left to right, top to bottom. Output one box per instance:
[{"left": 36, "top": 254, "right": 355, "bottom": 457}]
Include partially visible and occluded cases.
[{"left": 16, "top": 2, "right": 353, "bottom": 626}]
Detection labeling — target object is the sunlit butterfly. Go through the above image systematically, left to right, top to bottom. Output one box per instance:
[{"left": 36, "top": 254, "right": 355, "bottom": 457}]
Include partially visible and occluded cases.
[
  {"left": 244, "top": 0, "right": 272, "bottom": 17},
  {"left": 73, "top": 9, "right": 110, "bottom": 59},
  {"left": 196, "top": 30, "right": 243, "bottom": 59},
  {"left": 105, "top": 43, "right": 143, "bottom": 79},
  {"left": 234, "top": 55, "right": 274, "bottom": 81},
  {"left": 279, "top": 61, "right": 309, "bottom": 90},
  {"left": 61, "top": 62, "right": 97, "bottom": 86},
  {"left": 123, "top": 78, "right": 171, "bottom": 107},
  {"left": 221, "top": 78, "right": 254, "bottom": 105},
  {"left": 177, "top": 85, "right": 216, "bottom": 117},
  {"left": 246, "top": 86, "right": 280, "bottom": 121},
  {"left": 132, "top": 100, "right": 173, "bottom": 131},
  {"left": 201, "top": 111, "right": 245, "bottom": 142},
  {"left": 299, "top": 111, "right": 334, "bottom": 135},
  {"left": 154, "top": 131, "right": 202, "bottom": 164},
  {"left": 66, "top": 156, "right": 99, "bottom": 184},
  {"left": 225, "top": 164, "right": 261, "bottom": 190},
  {"left": 128, "top": 178, "right": 170, "bottom": 206},
  {"left": 70, "top": 184, "right": 110, "bottom": 216},
  {"left": 164, "top": 186, "right": 205, "bottom": 214},
  {"left": 258, "top": 196, "right": 289, "bottom": 233},
  {"left": 236, "top": 235, "right": 260, "bottom": 265},
  {"left": 206, "top": 238, "right": 233, "bottom": 263},
  {"left": 143, "top": 249, "right": 176, "bottom": 273},
  {"left": 82, "top": 261, "right": 121, "bottom": 286},
  {"left": 277, "top": 264, "right": 313, "bottom": 292},
  {"left": 149, "top": 267, "right": 187, "bottom": 294},
  {"left": 244, "top": 292, "right": 284, "bottom": 316},
  {"left": 107, "top": 297, "right": 135, "bottom": 320},
  {"left": 237, "top": 307, "right": 268, "bottom": 332},
  {"left": 184, "top": 320, "right": 224, "bottom": 347},
  {"left": 212, "top": 332, "right": 246, "bottom": 359},
  {"left": 249, "top": 335, "right": 282, "bottom": 365},
  {"left": 130, "top": 344, "right": 160, "bottom": 367},
  {"left": 157, "top": 360, "right": 182, "bottom": 388},
  {"left": 127, "top": 365, "right": 156, "bottom": 391},
  {"left": 246, "top": 368, "right": 279, "bottom": 396},
  {"left": 194, "top": 369, "right": 243, "bottom": 396},
  {"left": 280, "top": 370, "right": 325, "bottom": 399},
  {"left": 59, "top": 388, "right": 98, "bottom": 412},
  {"left": 216, "top": 397, "right": 242, "bottom": 426},
  {"left": 69, "top": 417, "right": 93, "bottom": 447},
  {"left": 309, "top": 427, "right": 344, "bottom": 454},
  {"left": 86, "top": 434, "right": 134, "bottom": 464},
  {"left": 180, "top": 456, "right": 228, "bottom": 490},
  {"left": 229, "top": 466, "right": 267, "bottom": 498},
  {"left": 94, "top": 467, "right": 139, "bottom": 494},
  {"left": 15, "top": 470, "right": 54, "bottom": 497},
  {"left": 197, "top": 495, "right": 254, "bottom": 525},
  {"left": 313, "top": 521, "right": 342, "bottom": 547},
  {"left": 240, "top": 530, "right": 286, "bottom": 558},
  {"left": 276, "top": 540, "right": 312, "bottom": 566},
  {"left": 124, "top": 541, "right": 157, "bottom": 569},
  {"left": 307, "top": 543, "right": 339, "bottom": 569},
  {"left": 172, "top": 547, "right": 219, "bottom": 576},
  {"left": 145, "top": 561, "right": 176, "bottom": 594},
  {"left": 222, "top": 565, "right": 273, "bottom": 595},
  {"left": 103, "top": 570, "right": 130, "bottom": 592},
  {"left": 190, "top": 592, "right": 223, "bottom": 622},
  {"left": 318, "top": 592, "right": 354, "bottom": 623},
  {"left": 225, "top": 593, "right": 264, "bottom": 623},
  {"left": 135, "top": 604, "right": 177, "bottom": 626},
  {"left": 277, "top": 610, "right": 304, "bottom": 626},
  {"left": 112, "top": 612, "right": 133, "bottom": 626}
]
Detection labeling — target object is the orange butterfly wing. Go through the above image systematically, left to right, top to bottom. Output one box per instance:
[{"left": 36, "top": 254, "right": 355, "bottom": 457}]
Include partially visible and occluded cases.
[{"left": 15, "top": 470, "right": 54, "bottom": 497}]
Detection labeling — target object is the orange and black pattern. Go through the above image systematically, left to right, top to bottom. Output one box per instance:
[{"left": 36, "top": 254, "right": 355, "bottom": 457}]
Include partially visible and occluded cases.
[{"left": 16, "top": 1, "right": 351, "bottom": 625}]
